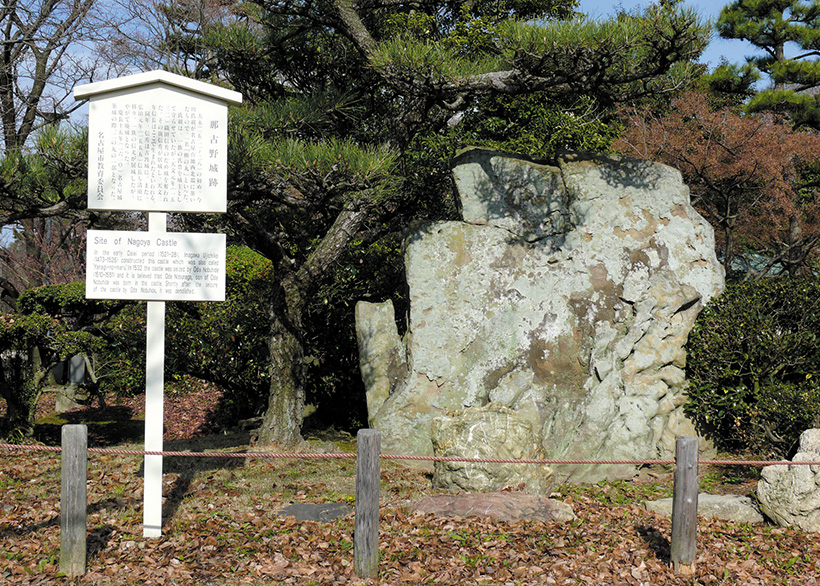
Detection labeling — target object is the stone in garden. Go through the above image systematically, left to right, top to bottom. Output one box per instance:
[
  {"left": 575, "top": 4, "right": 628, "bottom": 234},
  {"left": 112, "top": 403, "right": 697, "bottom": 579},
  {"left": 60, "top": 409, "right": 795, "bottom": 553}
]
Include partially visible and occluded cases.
[
  {"left": 356, "top": 148, "right": 724, "bottom": 484},
  {"left": 355, "top": 301, "right": 406, "bottom": 421},
  {"left": 55, "top": 355, "right": 89, "bottom": 412},
  {"left": 431, "top": 403, "right": 554, "bottom": 495},
  {"left": 757, "top": 429, "right": 820, "bottom": 532},
  {"left": 413, "top": 492, "right": 575, "bottom": 523},
  {"left": 644, "top": 493, "right": 764, "bottom": 524},
  {"left": 277, "top": 503, "right": 353, "bottom": 522}
]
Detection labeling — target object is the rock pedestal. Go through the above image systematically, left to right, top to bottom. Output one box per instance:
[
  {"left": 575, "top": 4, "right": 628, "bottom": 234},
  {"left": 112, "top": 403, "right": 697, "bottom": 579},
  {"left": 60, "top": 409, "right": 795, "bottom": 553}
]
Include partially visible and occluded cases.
[
  {"left": 357, "top": 148, "right": 724, "bottom": 483},
  {"left": 431, "top": 403, "right": 554, "bottom": 495}
]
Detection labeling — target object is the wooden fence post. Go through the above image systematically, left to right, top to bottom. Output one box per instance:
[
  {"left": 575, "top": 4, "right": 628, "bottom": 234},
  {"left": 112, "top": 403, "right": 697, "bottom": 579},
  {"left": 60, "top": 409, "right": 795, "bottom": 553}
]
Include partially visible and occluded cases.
[
  {"left": 60, "top": 424, "right": 87, "bottom": 577},
  {"left": 354, "top": 429, "right": 380, "bottom": 579},
  {"left": 670, "top": 435, "right": 698, "bottom": 576}
]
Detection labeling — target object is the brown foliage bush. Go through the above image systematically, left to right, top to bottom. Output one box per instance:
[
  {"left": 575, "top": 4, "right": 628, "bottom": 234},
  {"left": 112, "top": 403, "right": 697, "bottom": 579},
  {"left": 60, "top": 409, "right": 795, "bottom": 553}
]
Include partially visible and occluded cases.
[{"left": 616, "top": 91, "right": 820, "bottom": 278}]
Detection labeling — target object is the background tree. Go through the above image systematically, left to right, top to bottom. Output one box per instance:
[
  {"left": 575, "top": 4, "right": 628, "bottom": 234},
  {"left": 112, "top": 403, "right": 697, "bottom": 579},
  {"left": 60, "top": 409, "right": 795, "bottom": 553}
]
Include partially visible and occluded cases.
[
  {"left": 0, "top": 0, "right": 114, "bottom": 151},
  {"left": 106, "top": 0, "right": 238, "bottom": 79},
  {"left": 151, "top": 0, "right": 711, "bottom": 444},
  {"left": 717, "top": 0, "right": 820, "bottom": 129},
  {"left": 0, "top": 1, "right": 134, "bottom": 304},
  {"left": 0, "top": 2, "right": 143, "bottom": 433},
  {"left": 699, "top": 59, "right": 762, "bottom": 108},
  {"left": 616, "top": 90, "right": 820, "bottom": 278},
  {"left": 0, "top": 128, "right": 135, "bottom": 306},
  {"left": 0, "top": 129, "right": 90, "bottom": 304},
  {"left": 0, "top": 218, "right": 86, "bottom": 307}
]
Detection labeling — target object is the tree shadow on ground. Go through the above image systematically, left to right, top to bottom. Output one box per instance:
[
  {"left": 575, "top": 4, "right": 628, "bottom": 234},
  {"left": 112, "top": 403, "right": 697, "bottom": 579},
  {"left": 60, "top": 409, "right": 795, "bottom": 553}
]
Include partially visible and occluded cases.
[
  {"left": 34, "top": 405, "right": 144, "bottom": 447},
  {"left": 155, "top": 432, "right": 252, "bottom": 529},
  {"left": 0, "top": 500, "right": 132, "bottom": 541},
  {"left": 88, "top": 524, "right": 117, "bottom": 561},
  {"left": 636, "top": 525, "right": 671, "bottom": 564}
]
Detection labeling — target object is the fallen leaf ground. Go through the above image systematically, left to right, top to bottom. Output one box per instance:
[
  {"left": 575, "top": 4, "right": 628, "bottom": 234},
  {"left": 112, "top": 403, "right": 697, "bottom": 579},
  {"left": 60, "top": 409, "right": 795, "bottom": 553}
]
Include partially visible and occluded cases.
[{"left": 2, "top": 388, "right": 819, "bottom": 585}]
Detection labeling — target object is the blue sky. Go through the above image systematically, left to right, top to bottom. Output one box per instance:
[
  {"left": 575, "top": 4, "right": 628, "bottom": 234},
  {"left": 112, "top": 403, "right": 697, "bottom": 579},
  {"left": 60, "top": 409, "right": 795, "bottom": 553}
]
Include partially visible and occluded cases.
[{"left": 575, "top": 0, "right": 763, "bottom": 70}]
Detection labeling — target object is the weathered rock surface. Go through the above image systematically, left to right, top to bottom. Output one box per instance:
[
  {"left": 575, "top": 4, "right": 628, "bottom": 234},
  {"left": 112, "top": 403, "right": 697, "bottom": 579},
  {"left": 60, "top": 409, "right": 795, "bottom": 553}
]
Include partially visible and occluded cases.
[
  {"left": 357, "top": 148, "right": 724, "bottom": 483},
  {"left": 355, "top": 301, "right": 406, "bottom": 420},
  {"left": 431, "top": 403, "right": 554, "bottom": 495},
  {"left": 757, "top": 429, "right": 820, "bottom": 532},
  {"left": 413, "top": 492, "right": 575, "bottom": 523},
  {"left": 644, "top": 494, "right": 764, "bottom": 525}
]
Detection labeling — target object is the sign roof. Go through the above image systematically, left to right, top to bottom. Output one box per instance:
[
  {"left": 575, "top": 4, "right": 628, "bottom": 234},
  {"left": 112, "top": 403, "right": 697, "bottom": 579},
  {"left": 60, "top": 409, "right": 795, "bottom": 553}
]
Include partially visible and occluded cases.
[{"left": 74, "top": 70, "right": 242, "bottom": 105}]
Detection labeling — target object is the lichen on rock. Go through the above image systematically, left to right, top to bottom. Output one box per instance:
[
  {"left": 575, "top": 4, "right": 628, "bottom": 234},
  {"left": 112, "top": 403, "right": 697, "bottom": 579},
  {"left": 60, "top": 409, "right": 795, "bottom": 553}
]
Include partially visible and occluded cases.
[
  {"left": 356, "top": 148, "right": 724, "bottom": 483},
  {"left": 431, "top": 403, "right": 555, "bottom": 495}
]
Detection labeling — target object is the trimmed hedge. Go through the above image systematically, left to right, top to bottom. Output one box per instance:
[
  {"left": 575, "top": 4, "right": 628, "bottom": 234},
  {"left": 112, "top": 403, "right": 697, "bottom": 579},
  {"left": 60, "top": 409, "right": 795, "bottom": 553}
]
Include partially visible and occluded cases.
[
  {"left": 685, "top": 278, "right": 820, "bottom": 457},
  {"left": 1, "top": 287, "right": 106, "bottom": 440}
]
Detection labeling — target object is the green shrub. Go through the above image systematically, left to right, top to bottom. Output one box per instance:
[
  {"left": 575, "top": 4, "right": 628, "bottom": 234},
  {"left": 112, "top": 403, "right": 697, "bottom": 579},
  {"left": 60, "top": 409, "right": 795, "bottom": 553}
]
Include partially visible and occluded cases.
[
  {"left": 301, "top": 234, "right": 405, "bottom": 431},
  {"left": 165, "top": 245, "right": 273, "bottom": 425},
  {"left": 93, "top": 246, "right": 274, "bottom": 416},
  {"left": 685, "top": 278, "right": 820, "bottom": 457},
  {"left": 18, "top": 282, "right": 88, "bottom": 314},
  {"left": 0, "top": 291, "right": 106, "bottom": 440},
  {"left": 97, "top": 302, "right": 147, "bottom": 396}
]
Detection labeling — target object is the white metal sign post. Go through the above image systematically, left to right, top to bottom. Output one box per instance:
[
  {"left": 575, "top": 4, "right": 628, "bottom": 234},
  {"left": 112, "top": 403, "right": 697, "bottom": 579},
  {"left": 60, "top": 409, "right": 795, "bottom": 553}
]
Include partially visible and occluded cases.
[
  {"left": 76, "top": 71, "right": 242, "bottom": 538},
  {"left": 144, "top": 212, "right": 166, "bottom": 538}
]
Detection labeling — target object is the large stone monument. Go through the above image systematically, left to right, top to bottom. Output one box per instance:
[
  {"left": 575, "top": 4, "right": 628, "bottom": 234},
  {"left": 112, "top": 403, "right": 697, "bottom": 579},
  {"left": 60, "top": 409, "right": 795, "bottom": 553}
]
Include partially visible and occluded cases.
[{"left": 356, "top": 148, "right": 724, "bottom": 483}]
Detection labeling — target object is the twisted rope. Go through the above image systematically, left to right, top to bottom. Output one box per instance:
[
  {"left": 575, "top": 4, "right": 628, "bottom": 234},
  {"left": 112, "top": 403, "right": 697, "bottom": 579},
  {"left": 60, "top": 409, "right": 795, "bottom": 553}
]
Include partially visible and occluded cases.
[
  {"left": 3, "top": 443, "right": 820, "bottom": 466},
  {"left": 0, "top": 444, "right": 354, "bottom": 459},
  {"left": 380, "top": 453, "right": 677, "bottom": 465}
]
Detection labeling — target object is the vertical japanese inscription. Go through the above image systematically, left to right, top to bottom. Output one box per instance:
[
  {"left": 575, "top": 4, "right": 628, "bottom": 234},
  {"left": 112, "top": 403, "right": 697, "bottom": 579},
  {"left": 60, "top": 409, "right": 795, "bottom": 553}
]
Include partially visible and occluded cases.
[{"left": 87, "top": 86, "right": 227, "bottom": 212}]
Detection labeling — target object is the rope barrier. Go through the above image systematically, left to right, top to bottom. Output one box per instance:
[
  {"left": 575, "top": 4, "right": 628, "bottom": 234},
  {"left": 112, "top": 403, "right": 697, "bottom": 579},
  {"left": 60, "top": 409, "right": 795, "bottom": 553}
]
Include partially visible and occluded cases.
[
  {"left": 3, "top": 442, "right": 820, "bottom": 466},
  {"left": 0, "top": 443, "right": 355, "bottom": 459},
  {"left": 380, "top": 454, "right": 678, "bottom": 465},
  {"left": 700, "top": 459, "right": 816, "bottom": 467}
]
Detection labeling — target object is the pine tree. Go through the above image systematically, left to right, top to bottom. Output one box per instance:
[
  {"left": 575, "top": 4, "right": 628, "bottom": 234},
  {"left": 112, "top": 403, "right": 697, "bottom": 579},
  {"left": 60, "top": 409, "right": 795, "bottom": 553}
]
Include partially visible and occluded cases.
[
  {"left": 135, "top": 0, "right": 711, "bottom": 443},
  {"left": 717, "top": 0, "right": 820, "bottom": 128}
]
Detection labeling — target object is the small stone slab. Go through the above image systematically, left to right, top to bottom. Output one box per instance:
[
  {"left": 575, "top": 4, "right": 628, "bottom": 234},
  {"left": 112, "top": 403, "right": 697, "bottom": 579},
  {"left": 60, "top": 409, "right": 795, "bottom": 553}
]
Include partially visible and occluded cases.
[
  {"left": 412, "top": 492, "right": 575, "bottom": 523},
  {"left": 644, "top": 493, "right": 764, "bottom": 525},
  {"left": 278, "top": 503, "right": 353, "bottom": 522}
]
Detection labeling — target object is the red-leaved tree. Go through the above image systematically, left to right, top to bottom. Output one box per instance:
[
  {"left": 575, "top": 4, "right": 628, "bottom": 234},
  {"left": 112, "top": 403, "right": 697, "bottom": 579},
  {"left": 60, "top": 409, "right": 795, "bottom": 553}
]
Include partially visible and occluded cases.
[{"left": 616, "top": 91, "right": 820, "bottom": 278}]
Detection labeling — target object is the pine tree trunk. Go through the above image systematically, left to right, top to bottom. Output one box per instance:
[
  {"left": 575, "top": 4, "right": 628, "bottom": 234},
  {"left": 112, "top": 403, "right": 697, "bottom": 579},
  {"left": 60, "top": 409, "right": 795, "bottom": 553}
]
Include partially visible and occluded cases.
[
  {"left": 254, "top": 199, "right": 375, "bottom": 445},
  {"left": 256, "top": 278, "right": 307, "bottom": 446},
  {"left": 256, "top": 312, "right": 306, "bottom": 446}
]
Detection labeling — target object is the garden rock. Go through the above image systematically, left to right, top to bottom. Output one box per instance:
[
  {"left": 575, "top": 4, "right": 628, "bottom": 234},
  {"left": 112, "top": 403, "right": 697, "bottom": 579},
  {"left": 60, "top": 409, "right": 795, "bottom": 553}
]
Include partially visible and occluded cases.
[
  {"left": 357, "top": 148, "right": 724, "bottom": 483},
  {"left": 355, "top": 300, "right": 406, "bottom": 421},
  {"left": 431, "top": 403, "right": 554, "bottom": 496},
  {"left": 757, "top": 429, "right": 820, "bottom": 532},
  {"left": 413, "top": 492, "right": 575, "bottom": 523},
  {"left": 644, "top": 493, "right": 764, "bottom": 524},
  {"left": 277, "top": 503, "right": 353, "bottom": 522}
]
